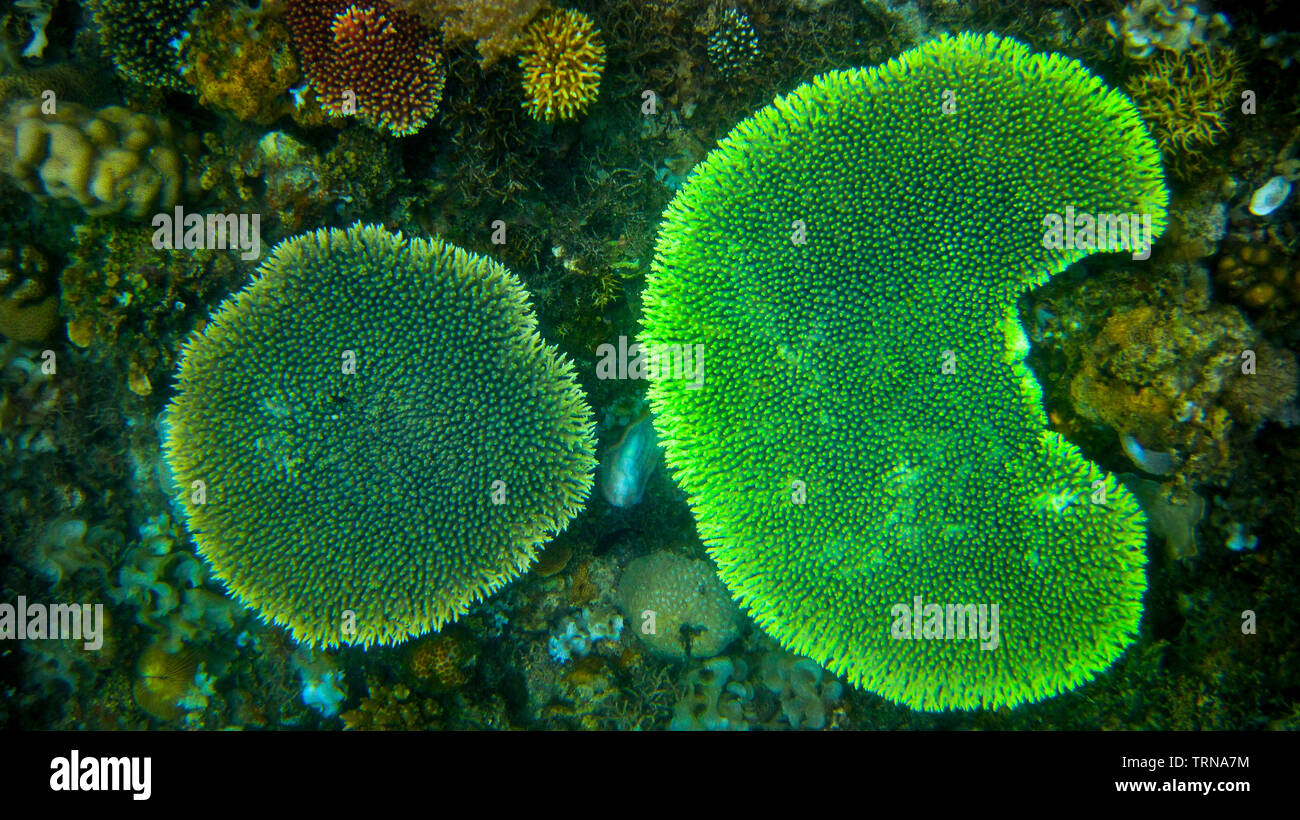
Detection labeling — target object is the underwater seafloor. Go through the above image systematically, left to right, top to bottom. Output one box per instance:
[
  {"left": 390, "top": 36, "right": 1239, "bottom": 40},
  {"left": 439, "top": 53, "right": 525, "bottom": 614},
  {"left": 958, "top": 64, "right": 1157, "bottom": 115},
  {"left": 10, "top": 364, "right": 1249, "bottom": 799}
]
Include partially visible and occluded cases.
[{"left": 1, "top": 0, "right": 1298, "bottom": 731}]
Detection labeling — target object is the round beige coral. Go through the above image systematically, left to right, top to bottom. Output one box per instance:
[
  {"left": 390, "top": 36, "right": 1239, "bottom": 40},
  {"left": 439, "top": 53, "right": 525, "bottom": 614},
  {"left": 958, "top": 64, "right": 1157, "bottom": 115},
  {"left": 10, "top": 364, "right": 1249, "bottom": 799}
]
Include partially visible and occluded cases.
[{"left": 616, "top": 551, "right": 742, "bottom": 660}]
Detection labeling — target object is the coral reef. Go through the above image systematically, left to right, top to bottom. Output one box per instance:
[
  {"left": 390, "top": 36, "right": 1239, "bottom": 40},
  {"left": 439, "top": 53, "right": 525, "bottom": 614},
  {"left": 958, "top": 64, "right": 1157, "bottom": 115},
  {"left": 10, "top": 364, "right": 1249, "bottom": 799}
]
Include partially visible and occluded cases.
[
  {"left": 2, "top": 0, "right": 54, "bottom": 64},
  {"left": 89, "top": 0, "right": 204, "bottom": 90},
  {"left": 285, "top": 0, "right": 447, "bottom": 136},
  {"left": 393, "top": 0, "right": 546, "bottom": 67},
  {"left": 1108, "top": 0, "right": 1230, "bottom": 59},
  {"left": 181, "top": 1, "right": 301, "bottom": 125},
  {"left": 518, "top": 8, "right": 604, "bottom": 123},
  {"left": 642, "top": 32, "right": 1166, "bottom": 710},
  {"left": 0, "top": 62, "right": 118, "bottom": 108},
  {"left": 0, "top": 98, "right": 201, "bottom": 218},
  {"left": 195, "top": 124, "right": 401, "bottom": 239},
  {"left": 58, "top": 219, "right": 241, "bottom": 397},
  {"left": 163, "top": 224, "right": 597, "bottom": 648},
  {"left": 1216, "top": 237, "right": 1300, "bottom": 319},
  {"left": 1069, "top": 302, "right": 1297, "bottom": 488},
  {"left": 1119, "top": 474, "right": 1205, "bottom": 559},
  {"left": 109, "top": 511, "right": 243, "bottom": 653},
  {"left": 28, "top": 515, "right": 113, "bottom": 587},
  {"left": 616, "top": 551, "right": 741, "bottom": 660},
  {"left": 547, "top": 607, "right": 623, "bottom": 662},
  {"left": 408, "top": 632, "right": 476, "bottom": 689},
  {"left": 133, "top": 639, "right": 207, "bottom": 722},
  {"left": 292, "top": 648, "right": 347, "bottom": 717},
  {"left": 667, "top": 651, "right": 844, "bottom": 730},
  {"left": 757, "top": 652, "right": 843, "bottom": 730},
  {"left": 669, "top": 656, "right": 747, "bottom": 730},
  {"left": 341, "top": 675, "right": 443, "bottom": 729}
]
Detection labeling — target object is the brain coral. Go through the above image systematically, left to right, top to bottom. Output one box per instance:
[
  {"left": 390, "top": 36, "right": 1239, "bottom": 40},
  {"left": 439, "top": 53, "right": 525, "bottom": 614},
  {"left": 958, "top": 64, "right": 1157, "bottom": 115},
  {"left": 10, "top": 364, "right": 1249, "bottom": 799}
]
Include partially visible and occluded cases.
[
  {"left": 642, "top": 33, "right": 1168, "bottom": 711},
  {"left": 0, "top": 99, "right": 199, "bottom": 218},
  {"left": 163, "top": 224, "right": 596, "bottom": 648},
  {"left": 616, "top": 551, "right": 742, "bottom": 660}
]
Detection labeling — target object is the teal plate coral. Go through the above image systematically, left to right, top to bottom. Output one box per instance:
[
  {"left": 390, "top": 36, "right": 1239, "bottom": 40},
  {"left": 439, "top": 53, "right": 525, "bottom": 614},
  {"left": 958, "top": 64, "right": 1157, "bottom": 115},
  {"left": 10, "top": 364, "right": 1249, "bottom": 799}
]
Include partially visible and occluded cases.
[{"left": 162, "top": 224, "right": 596, "bottom": 649}]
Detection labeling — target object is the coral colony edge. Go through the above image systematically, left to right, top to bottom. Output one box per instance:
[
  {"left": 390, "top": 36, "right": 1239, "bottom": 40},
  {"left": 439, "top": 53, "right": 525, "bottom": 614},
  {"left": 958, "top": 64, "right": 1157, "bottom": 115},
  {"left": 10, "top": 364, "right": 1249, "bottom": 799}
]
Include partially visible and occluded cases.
[{"left": 1, "top": 0, "right": 1298, "bottom": 733}]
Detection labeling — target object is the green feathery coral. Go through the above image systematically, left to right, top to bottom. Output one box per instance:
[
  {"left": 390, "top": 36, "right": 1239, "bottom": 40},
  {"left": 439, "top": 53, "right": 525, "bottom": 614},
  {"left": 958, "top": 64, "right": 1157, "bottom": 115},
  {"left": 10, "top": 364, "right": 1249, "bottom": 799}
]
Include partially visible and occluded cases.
[
  {"left": 642, "top": 32, "right": 1167, "bottom": 711},
  {"left": 163, "top": 224, "right": 596, "bottom": 649}
]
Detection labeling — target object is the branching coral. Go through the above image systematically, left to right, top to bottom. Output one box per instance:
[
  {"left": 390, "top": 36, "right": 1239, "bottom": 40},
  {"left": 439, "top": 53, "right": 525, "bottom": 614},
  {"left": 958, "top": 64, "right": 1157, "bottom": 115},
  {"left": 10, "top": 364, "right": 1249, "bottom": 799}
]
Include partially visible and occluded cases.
[
  {"left": 285, "top": 0, "right": 447, "bottom": 136},
  {"left": 518, "top": 8, "right": 604, "bottom": 123},
  {"left": 1125, "top": 46, "right": 1241, "bottom": 175}
]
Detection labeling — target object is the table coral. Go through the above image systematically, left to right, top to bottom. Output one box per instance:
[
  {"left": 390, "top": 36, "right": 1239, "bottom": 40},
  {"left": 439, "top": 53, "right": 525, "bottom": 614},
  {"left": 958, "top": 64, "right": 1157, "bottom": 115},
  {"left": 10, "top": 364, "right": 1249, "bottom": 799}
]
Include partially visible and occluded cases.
[
  {"left": 642, "top": 33, "right": 1167, "bottom": 711},
  {"left": 163, "top": 224, "right": 596, "bottom": 649}
]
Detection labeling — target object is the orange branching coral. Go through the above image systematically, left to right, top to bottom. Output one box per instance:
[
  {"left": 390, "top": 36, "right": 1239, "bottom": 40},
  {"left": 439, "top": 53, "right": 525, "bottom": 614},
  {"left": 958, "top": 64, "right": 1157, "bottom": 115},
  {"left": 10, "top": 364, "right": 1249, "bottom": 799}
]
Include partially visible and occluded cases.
[
  {"left": 285, "top": 0, "right": 446, "bottom": 136},
  {"left": 391, "top": 0, "right": 547, "bottom": 67},
  {"left": 518, "top": 8, "right": 604, "bottom": 123}
]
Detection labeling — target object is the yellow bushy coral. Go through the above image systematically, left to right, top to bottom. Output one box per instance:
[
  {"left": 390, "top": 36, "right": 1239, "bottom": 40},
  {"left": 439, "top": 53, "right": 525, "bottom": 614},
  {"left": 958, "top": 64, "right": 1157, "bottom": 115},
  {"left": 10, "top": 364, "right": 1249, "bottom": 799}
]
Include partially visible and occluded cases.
[
  {"left": 518, "top": 8, "right": 604, "bottom": 123},
  {"left": 1125, "top": 47, "right": 1241, "bottom": 172}
]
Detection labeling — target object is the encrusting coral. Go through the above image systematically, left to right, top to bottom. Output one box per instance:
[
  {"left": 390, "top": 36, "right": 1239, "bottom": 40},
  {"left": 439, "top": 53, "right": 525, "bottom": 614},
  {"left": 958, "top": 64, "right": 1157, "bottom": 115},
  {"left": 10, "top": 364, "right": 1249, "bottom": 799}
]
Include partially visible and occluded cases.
[
  {"left": 391, "top": 0, "right": 547, "bottom": 67},
  {"left": 181, "top": 1, "right": 302, "bottom": 125},
  {"left": 1070, "top": 302, "right": 1298, "bottom": 487}
]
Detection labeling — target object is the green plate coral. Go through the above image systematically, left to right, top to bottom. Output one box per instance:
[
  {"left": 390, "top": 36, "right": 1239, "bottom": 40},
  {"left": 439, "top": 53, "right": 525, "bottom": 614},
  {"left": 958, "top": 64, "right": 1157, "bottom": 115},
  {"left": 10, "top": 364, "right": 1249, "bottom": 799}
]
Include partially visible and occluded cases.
[
  {"left": 642, "top": 32, "right": 1168, "bottom": 710},
  {"left": 163, "top": 224, "right": 596, "bottom": 649}
]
